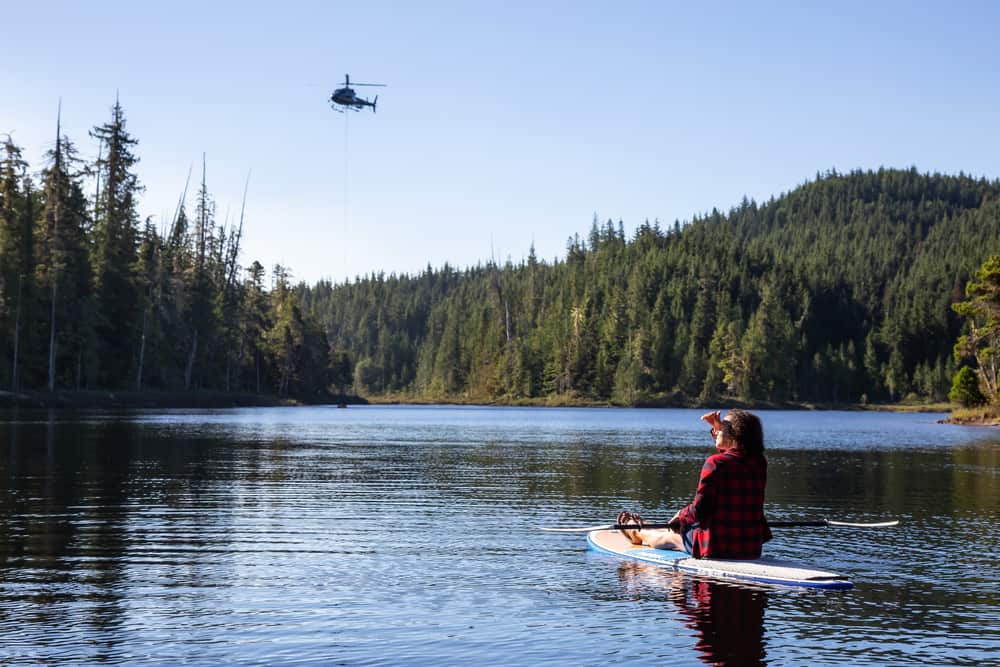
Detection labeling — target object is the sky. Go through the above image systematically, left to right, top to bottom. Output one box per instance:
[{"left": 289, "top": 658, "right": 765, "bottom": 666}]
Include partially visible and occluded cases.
[{"left": 3, "top": 1, "right": 999, "bottom": 284}]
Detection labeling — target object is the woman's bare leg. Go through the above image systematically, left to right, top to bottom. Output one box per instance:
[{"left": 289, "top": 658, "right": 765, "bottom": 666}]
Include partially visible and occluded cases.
[
  {"left": 618, "top": 512, "right": 686, "bottom": 551},
  {"left": 636, "top": 528, "right": 685, "bottom": 551}
]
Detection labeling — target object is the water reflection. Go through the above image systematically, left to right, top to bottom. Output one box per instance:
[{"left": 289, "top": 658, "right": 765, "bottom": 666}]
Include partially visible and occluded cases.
[
  {"left": 0, "top": 406, "right": 997, "bottom": 666},
  {"left": 0, "top": 412, "right": 245, "bottom": 664},
  {"left": 2, "top": 413, "right": 132, "bottom": 659},
  {"left": 615, "top": 561, "right": 768, "bottom": 666}
]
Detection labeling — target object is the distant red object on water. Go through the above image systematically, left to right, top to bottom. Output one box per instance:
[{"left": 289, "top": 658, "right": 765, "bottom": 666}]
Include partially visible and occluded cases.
[{"left": 337, "top": 403, "right": 348, "bottom": 408}]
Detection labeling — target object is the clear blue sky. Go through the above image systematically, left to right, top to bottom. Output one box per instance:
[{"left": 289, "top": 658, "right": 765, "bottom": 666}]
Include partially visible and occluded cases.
[{"left": 4, "top": 1, "right": 999, "bottom": 284}]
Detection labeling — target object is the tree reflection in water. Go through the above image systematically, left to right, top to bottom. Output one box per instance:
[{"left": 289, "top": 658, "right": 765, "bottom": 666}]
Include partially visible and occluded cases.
[{"left": 616, "top": 561, "right": 769, "bottom": 666}]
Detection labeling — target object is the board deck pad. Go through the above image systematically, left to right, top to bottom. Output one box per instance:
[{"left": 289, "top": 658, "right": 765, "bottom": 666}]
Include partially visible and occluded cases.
[{"left": 587, "top": 530, "right": 852, "bottom": 589}]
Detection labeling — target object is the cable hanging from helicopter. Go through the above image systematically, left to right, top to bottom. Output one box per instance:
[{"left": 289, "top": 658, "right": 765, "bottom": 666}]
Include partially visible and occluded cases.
[{"left": 329, "top": 74, "right": 386, "bottom": 113}]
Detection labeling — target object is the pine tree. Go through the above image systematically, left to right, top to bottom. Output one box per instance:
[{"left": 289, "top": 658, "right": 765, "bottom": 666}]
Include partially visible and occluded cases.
[
  {"left": 90, "top": 97, "right": 143, "bottom": 387},
  {"left": 37, "top": 108, "right": 91, "bottom": 391},
  {"left": 0, "top": 138, "right": 35, "bottom": 391},
  {"left": 183, "top": 156, "right": 217, "bottom": 389},
  {"left": 134, "top": 216, "right": 161, "bottom": 390},
  {"left": 242, "top": 260, "right": 269, "bottom": 393},
  {"left": 741, "top": 282, "right": 796, "bottom": 401},
  {"left": 948, "top": 366, "right": 986, "bottom": 407}
]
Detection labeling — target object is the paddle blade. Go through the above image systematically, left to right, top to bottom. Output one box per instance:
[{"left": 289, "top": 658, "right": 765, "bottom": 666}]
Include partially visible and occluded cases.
[
  {"left": 827, "top": 520, "right": 899, "bottom": 527},
  {"left": 540, "top": 524, "right": 615, "bottom": 533}
]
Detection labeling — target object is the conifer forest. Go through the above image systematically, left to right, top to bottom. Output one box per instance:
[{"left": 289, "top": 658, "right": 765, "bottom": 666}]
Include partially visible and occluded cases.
[{"left": 2, "top": 101, "right": 999, "bottom": 404}]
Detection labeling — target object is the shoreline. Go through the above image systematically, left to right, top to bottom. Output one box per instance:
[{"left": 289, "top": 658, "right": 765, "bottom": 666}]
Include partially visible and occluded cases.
[
  {"left": 0, "top": 389, "right": 365, "bottom": 410},
  {"left": 3, "top": 389, "right": 994, "bottom": 425},
  {"left": 359, "top": 392, "right": 962, "bottom": 415},
  {"left": 938, "top": 406, "right": 1000, "bottom": 426},
  {"left": 941, "top": 416, "right": 1000, "bottom": 426}
]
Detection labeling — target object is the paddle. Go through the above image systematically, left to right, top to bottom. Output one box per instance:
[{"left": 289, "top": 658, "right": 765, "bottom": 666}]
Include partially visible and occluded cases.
[{"left": 540, "top": 518, "right": 899, "bottom": 532}]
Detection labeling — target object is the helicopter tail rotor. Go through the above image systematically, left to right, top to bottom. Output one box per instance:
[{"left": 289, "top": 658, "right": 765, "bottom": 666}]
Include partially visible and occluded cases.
[{"left": 373, "top": 96, "right": 377, "bottom": 113}]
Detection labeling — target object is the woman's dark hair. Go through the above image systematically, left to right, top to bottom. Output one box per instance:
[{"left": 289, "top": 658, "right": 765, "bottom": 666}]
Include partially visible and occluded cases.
[{"left": 725, "top": 409, "right": 764, "bottom": 456}]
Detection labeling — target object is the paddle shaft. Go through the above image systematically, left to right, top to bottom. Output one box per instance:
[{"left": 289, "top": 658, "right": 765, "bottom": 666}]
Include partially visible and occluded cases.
[
  {"left": 541, "top": 518, "right": 898, "bottom": 532},
  {"left": 604, "top": 520, "right": 827, "bottom": 530},
  {"left": 771, "top": 520, "right": 829, "bottom": 527}
]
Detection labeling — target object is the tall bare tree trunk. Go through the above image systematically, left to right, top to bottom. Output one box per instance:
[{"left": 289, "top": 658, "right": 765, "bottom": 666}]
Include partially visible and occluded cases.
[
  {"left": 47, "top": 104, "right": 62, "bottom": 392},
  {"left": 11, "top": 275, "right": 22, "bottom": 391},
  {"left": 48, "top": 281, "right": 57, "bottom": 391},
  {"left": 136, "top": 305, "right": 147, "bottom": 390},
  {"left": 184, "top": 328, "right": 198, "bottom": 389},
  {"left": 234, "top": 336, "right": 245, "bottom": 392}
]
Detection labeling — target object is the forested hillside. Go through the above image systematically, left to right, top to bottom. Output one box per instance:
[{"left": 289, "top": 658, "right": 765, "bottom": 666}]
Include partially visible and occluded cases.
[
  {"left": 3, "top": 100, "right": 998, "bottom": 405},
  {"left": 302, "top": 169, "right": 1000, "bottom": 405}
]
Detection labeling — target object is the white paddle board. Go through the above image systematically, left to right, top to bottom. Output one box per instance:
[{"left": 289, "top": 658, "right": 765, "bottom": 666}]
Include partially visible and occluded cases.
[{"left": 588, "top": 530, "right": 852, "bottom": 589}]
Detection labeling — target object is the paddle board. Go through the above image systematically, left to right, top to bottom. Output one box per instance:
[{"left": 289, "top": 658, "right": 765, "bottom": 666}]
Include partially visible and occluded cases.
[{"left": 587, "top": 530, "right": 853, "bottom": 589}]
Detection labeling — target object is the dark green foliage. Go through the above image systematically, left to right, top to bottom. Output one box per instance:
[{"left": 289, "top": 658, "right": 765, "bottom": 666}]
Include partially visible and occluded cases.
[
  {"left": 89, "top": 98, "right": 143, "bottom": 387},
  {"left": 37, "top": 132, "right": 92, "bottom": 390},
  {"left": 0, "top": 137, "right": 34, "bottom": 390},
  {"left": 303, "top": 169, "right": 1000, "bottom": 404},
  {"left": 949, "top": 366, "right": 985, "bottom": 407}
]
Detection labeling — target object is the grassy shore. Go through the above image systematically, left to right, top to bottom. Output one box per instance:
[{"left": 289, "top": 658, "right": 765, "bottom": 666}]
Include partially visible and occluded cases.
[
  {"left": 363, "top": 390, "right": 958, "bottom": 413},
  {"left": 368, "top": 392, "right": 997, "bottom": 426},
  {"left": 943, "top": 404, "right": 1000, "bottom": 426}
]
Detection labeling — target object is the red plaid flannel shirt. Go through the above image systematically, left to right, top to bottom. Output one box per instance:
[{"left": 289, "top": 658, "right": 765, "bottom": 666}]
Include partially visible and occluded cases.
[{"left": 675, "top": 450, "right": 772, "bottom": 559}]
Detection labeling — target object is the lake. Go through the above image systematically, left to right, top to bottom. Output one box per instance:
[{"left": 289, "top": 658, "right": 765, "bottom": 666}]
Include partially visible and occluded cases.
[{"left": 1, "top": 406, "right": 997, "bottom": 666}]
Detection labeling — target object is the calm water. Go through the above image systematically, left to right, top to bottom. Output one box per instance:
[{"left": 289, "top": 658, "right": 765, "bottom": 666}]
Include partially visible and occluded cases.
[{"left": 1, "top": 406, "right": 997, "bottom": 666}]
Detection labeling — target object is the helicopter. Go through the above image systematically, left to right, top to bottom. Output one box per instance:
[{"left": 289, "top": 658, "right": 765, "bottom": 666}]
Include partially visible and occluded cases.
[{"left": 329, "top": 74, "right": 385, "bottom": 113}]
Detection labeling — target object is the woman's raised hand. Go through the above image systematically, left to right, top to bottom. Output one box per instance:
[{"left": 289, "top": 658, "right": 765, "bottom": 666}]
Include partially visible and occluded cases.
[{"left": 700, "top": 410, "right": 723, "bottom": 429}]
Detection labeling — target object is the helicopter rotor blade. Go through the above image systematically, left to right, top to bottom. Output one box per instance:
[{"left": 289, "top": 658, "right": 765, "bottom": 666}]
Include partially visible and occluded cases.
[
  {"left": 340, "top": 74, "right": 385, "bottom": 87},
  {"left": 342, "top": 74, "right": 385, "bottom": 88}
]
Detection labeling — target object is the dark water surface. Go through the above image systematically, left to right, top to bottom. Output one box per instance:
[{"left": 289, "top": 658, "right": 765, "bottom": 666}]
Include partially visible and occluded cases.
[{"left": 1, "top": 406, "right": 997, "bottom": 666}]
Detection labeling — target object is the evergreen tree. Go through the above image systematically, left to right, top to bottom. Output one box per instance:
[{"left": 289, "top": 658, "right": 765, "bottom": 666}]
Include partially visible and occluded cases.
[
  {"left": 90, "top": 97, "right": 142, "bottom": 387},
  {"left": 37, "top": 114, "right": 92, "bottom": 391},
  {"left": 0, "top": 137, "right": 32, "bottom": 390},
  {"left": 183, "top": 156, "right": 218, "bottom": 389},
  {"left": 134, "top": 216, "right": 161, "bottom": 389},
  {"left": 242, "top": 260, "right": 270, "bottom": 393},
  {"left": 741, "top": 282, "right": 796, "bottom": 400},
  {"left": 948, "top": 366, "right": 986, "bottom": 407}
]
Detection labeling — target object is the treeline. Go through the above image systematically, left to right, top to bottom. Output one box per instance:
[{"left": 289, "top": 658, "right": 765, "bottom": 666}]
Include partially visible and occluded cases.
[
  {"left": 0, "top": 101, "right": 345, "bottom": 398},
  {"left": 5, "top": 101, "right": 998, "bottom": 407},
  {"left": 302, "top": 168, "right": 1000, "bottom": 405}
]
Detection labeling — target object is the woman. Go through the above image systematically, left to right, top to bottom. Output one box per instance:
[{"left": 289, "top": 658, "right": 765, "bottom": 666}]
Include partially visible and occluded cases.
[{"left": 619, "top": 409, "right": 772, "bottom": 559}]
